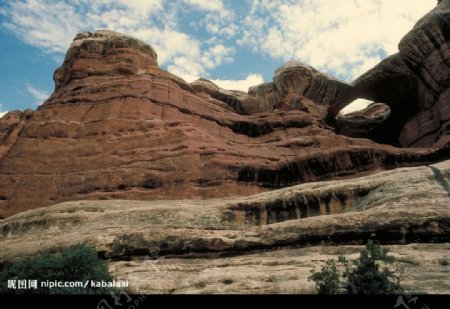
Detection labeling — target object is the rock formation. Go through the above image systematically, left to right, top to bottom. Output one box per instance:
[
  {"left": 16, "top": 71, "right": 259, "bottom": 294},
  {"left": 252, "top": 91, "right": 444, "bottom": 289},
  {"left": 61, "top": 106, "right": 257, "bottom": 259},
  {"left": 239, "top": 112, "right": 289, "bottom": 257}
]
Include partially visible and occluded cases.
[
  {"left": 329, "top": 0, "right": 450, "bottom": 147},
  {"left": 0, "top": 2, "right": 449, "bottom": 295},
  {"left": 1, "top": 24, "right": 450, "bottom": 218},
  {"left": 53, "top": 31, "right": 159, "bottom": 90},
  {"left": 274, "top": 61, "right": 351, "bottom": 106},
  {"left": 189, "top": 78, "right": 259, "bottom": 114},
  {"left": 248, "top": 82, "right": 282, "bottom": 113},
  {"left": 336, "top": 103, "right": 391, "bottom": 138},
  {"left": 0, "top": 110, "right": 32, "bottom": 162},
  {"left": 1, "top": 160, "right": 449, "bottom": 293},
  {"left": 108, "top": 243, "right": 450, "bottom": 294}
]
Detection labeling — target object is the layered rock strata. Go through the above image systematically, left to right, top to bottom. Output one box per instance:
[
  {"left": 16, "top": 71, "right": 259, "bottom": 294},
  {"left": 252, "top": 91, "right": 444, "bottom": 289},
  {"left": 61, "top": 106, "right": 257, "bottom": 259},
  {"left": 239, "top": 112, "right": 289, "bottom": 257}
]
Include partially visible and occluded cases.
[
  {"left": 1, "top": 27, "right": 450, "bottom": 217},
  {"left": 1, "top": 160, "right": 449, "bottom": 293}
]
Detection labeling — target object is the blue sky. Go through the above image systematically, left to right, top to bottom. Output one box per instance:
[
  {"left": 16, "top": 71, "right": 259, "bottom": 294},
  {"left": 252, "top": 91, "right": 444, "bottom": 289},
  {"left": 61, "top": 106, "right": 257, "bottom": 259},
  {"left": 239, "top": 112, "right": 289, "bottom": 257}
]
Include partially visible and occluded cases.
[{"left": 0, "top": 0, "right": 435, "bottom": 115}]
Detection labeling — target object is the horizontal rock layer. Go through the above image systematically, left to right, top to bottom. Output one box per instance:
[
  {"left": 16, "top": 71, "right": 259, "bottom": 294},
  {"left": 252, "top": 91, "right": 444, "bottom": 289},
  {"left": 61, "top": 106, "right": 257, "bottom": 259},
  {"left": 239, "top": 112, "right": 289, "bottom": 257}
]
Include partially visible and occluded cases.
[
  {"left": 1, "top": 28, "right": 450, "bottom": 217},
  {"left": 0, "top": 77, "right": 447, "bottom": 217},
  {"left": 1, "top": 160, "right": 449, "bottom": 293},
  {"left": 109, "top": 244, "right": 450, "bottom": 294}
]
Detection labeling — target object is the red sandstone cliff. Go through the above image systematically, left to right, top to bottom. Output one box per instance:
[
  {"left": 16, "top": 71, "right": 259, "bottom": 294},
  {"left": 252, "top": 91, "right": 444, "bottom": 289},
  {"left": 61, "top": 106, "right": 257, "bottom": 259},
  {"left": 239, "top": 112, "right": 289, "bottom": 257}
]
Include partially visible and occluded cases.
[{"left": 0, "top": 1, "right": 449, "bottom": 218}]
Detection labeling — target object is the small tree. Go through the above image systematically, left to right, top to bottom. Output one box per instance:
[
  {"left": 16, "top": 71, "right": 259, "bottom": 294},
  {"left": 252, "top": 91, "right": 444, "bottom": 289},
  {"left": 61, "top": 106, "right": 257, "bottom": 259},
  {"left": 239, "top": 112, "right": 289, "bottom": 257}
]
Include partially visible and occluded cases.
[
  {"left": 309, "top": 240, "right": 404, "bottom": 295},
  {"left": 341, "top": 240, "right": 404, "bottom": 294},
  {"left": 308, "top": 259, "right": 341, "bottom": 294}
]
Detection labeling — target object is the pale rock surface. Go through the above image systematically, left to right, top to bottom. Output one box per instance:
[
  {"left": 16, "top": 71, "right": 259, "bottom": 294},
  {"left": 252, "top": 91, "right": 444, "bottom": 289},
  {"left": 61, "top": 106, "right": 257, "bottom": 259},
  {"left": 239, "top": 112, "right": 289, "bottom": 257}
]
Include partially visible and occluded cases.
[{"left": 1, "top": 160, "right": 449, "bottom": 294}]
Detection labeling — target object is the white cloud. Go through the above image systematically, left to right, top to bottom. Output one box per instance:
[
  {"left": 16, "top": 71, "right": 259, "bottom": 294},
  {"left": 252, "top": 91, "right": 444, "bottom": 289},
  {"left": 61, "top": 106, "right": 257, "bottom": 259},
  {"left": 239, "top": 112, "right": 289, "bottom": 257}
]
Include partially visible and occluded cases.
[
  {"left": 1, "top": 0, "right": 236, "bottom": 81},
  {"left": 1, "top": 0, "right": 437, "bottom": 92},
  {"left": 117, "top": 0, "right": 163, "bottom": 17},
  {"left": 182, "top": 0, "right": 227, "bottom": 15},
  {"left": 183, "top": 0, "right": 237, "bottom": 37},
  {"left": 240, "top": 0, "right": 435, "bottom": 81},
  {"left": 201, "top": 45, "right": 234, "bottom": 69},
  {"left": 212, "top": 74, "right": 264, "bottom": 92},
  {"left": 26, "top": 84, "right": 50, "bottom": 105}
]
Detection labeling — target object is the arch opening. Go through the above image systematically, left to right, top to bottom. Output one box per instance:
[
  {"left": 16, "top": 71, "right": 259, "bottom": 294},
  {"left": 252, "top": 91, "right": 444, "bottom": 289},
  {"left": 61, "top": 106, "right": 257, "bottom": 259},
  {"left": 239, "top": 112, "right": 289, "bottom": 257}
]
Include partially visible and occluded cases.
[{"left": 336, "top": 100, "right": 392, "bottom": 140}]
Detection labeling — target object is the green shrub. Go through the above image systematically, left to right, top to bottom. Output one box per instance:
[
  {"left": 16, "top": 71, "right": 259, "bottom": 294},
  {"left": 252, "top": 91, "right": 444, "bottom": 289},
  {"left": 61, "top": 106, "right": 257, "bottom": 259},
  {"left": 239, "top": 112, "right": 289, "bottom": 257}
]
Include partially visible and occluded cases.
[
  {"left": 309, "top": 240, "right": 404, "bottom": 295},
  {"left": 341, "top": 240, "right": 404, "bottom": 294},
  {"left": 0, "top": 244, "right": 117, "bottom": 294},
  {"left": 308, "top": 259, "right": 341, "bottom": 294}
]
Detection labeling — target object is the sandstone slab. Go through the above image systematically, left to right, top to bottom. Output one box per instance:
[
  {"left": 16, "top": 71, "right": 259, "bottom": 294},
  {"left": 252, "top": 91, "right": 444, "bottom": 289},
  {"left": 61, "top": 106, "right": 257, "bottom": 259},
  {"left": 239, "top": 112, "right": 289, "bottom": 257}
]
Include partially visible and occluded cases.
[{"left": 1, "top": 160, "right": 449, "bottom": 293}]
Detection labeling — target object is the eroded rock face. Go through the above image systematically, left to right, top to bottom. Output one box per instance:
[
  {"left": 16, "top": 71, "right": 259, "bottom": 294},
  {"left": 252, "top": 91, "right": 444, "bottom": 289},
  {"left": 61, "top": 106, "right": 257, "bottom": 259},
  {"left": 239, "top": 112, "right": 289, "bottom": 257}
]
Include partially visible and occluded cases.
[
  {"left": 330, "top": 1, "right": 450, "bottom": 147},
  {"left": 1, "top": 15, "right": 450, "bottom": 292},
  {"left": 0, "top": 26, "right": 449, "bottom": 217},
  {"left": 54, "top": 30, "right": 158, "bottom": 90},
  {"left": 190, "top": 60, "right": 352, "bottom": 116},
  {"left": 274, "top": 61, "right": 352, "bottom": 106},
  {"left": 190, "top": 78, "right": 259, "bottom": 115},
  {"left": 248, "top": 82, "right": 282, "bottom": 113},
  {"left": 337, "top": 103, "right": 391, "bottom": 138},
  {"left": 0, "top": 110, "right": 32, "bottom": 162},
  {"left": 1, "top": 160, "right": 449, "bottom": 293},
  {"left": 108, "top": 244, "right": 450, "bottom": 294}
]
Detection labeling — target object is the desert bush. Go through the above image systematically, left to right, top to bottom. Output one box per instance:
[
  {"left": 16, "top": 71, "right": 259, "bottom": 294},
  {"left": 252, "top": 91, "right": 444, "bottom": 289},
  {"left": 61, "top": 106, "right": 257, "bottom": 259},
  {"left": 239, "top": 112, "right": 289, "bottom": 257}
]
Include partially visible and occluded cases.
[
  {"left": 309, "top": 240, "right": 404, "bottom": 295},
  {"left": 0, "top": 244, "right": 117, "bottom": 294},
  {"left": 308, "top": 259, "right": 341, "bottom": 294}
]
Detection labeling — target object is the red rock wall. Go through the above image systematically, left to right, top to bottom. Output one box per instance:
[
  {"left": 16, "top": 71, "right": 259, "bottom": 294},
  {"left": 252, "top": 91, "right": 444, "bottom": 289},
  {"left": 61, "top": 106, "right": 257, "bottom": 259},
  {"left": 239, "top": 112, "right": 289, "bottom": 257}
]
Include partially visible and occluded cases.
[{"left": 1, "top": 29, "right": 449, "bottom": 217}]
